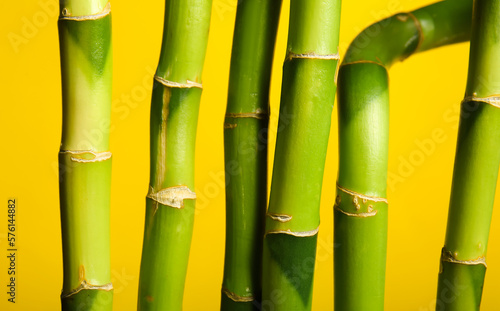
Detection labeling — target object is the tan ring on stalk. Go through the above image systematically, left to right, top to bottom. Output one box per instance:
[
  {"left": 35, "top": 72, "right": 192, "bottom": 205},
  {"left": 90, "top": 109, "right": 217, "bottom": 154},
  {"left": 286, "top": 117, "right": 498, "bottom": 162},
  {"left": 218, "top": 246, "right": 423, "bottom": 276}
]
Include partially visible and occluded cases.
[
  {"left": 59, "top": 2, "right": 111, "bottom": 21},
  {"left": 285, "top": 51, "right": 340, "bottom": 62},
  {"left": 154, "top": 75, "right": 203, "bottom": 89},
  {"left": 462, "top": 95, "right": 500, "bottom": 109},
  {"left": 225, "top": 111, "right": 269, "bottom": 120},
  {"left": 59, "top": 150, "right": 112, "bottom": 163},
  {"left": 336, "top": 183, "right": 388, "bottom": 203},
  {"left": 147, "top": 185, "right": 196, "bottom": 209},
  {"left": 265, "top": 226, "right": 319, "bottom": 238},
  {"left": 440, "top": 247, "right": 487, "bottom": 268},
  {"left": 61, "top": 280, "right": 113, "bottom": 298},
  {"left": 221, "top": 287, "right": 255, "bottom": 302}
]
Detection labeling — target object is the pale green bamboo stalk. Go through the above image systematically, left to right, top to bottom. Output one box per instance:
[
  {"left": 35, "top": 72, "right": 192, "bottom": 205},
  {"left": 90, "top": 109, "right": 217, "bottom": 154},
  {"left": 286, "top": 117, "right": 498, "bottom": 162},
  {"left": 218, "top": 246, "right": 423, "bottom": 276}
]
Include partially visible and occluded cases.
[
  {"left": 58, "top": 0, "right": 113, "bottom": 310},
  {"left": 137, "top": 0, "right": 212, "bottom": 310},
  {"left": 437, "top": 0, "right": 500, "bottom": 309},
  {"left": 261, "top": 1, "right": 341, "bottom": 310}
]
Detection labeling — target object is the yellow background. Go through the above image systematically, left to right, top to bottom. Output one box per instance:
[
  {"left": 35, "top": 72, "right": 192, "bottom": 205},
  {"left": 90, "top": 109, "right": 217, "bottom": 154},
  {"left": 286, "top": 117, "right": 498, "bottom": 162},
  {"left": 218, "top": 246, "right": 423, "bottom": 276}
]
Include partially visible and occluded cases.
[{"left": 1, "top": 0, "right": 500, "bottom": 310}]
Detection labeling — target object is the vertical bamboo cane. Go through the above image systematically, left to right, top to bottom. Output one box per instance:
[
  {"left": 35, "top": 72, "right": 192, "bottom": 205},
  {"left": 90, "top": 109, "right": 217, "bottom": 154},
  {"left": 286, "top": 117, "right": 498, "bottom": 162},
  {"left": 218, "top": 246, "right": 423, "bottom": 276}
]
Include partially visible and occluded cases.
[
  {"left": 58, "top": 0, "right": 113, "bottom": 310},
  {"left": 137, "top": 0, "right": 212, "bottom": 310},
  {"left": 221, "top": 0, "right": 282, "bottom": 310},
  {"left": 437, "top": 0, "right": 500, "bottom": 309},
  {"left": 261, "top": 1, "right": 341, "bottom": 310},
  {"left": 335, "top": 1, "right": 471, "bottom": 310}
]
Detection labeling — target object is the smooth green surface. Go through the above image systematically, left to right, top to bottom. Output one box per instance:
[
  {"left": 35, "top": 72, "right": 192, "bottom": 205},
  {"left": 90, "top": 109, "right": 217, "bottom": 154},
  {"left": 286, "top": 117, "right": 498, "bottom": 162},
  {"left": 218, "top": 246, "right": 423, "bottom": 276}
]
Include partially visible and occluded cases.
[
  {"left": 156, "top": 0, "right": 212, "bottom": 83},
  {"left": 262, "top": 0, "right": 341, "bottom": 310},
  {"left": 436, "top": 0, "right": 500, "bottom": 309},
  {"left": 465, "top": 0, "right": 500, "bottom": 97},
  {"left": 137, "top": 1, "right": 212, "bottom": 310},
  {"left": 222, "top": 1, "right": 281, "bottom": 309},
  {"left": 336, "top": 1, "right": 472, "bottom": 310},
  {"left": 58, "top": 6, "right": 113, "bottom": 311},
  {"left": 59, "top": 16, "right": 112, "bottom": 151},
  {"left": 265, "top": 59, "right": 337, "bottom": 233},
  {"left": 337, "top": 64, "right": 389, "bottom": 197},
  {"left": 59, "top": 155, "right": 112, "bottom": 293},
  {"left": 262, "top": 234, "right": 318, "bottom": 310},
  {"left": 437, "top": 261, "right": 485, "bottom": 310}
]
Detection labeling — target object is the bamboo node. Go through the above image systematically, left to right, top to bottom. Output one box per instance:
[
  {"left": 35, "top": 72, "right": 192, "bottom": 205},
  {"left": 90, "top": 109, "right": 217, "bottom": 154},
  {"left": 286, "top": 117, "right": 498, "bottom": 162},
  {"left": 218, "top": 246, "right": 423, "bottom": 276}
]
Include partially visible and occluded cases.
[
  {"left": 59, "top": 2, "right": 111, "bottom": 21},
  {"left": 285, "top": 51, "right": 340, "bottom": 62},
  {"left": 154, "top": 75, "right": 203, "bottom": 89},
  {"left": 462, "top": 95, "right": 500, "bottom": 109},
  {"left": 225, "top": 111, "right": 269, "bottom": 120},
  {"left": 60, "top": 150, "right": 112, "bottom": 163},
  {"left": 336, "top": 183, "right": 388, "bottom": 203},
  {"left": 147, "top": 185, "right": 196, "bottom": 209},
  {"left": 334, "top": 204, "right": 378, "bottom": 217},
  {"left": 267, "top": 213, "right": 292, "bottom": 223},
  {"left": 265, "top": 226, "right": 319, "bottom": 238},
  {"left": 440, "top": 247, "right": 487, "bottom": 268},
  {"left": 61, "top": 281, "right": 113, "bottom": 299},
  {"left": 221, "top": 287, "right": 255, "bottom": 302}
]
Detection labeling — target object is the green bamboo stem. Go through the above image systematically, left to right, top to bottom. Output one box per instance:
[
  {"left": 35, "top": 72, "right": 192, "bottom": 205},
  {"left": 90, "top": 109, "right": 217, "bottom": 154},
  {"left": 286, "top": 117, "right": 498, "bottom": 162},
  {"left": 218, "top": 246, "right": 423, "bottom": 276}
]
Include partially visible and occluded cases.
[
  {"left": 58, "top": 0, "right": 113, "bottom": 310},
  {"left": 137, "top": 0, "right": 212, "bottom": 310},
  {"left": 436, "top": 0, "right": 500, "bottom": 309},
  {"left": 221, "top": 1, "right": 281, "bottom": 310},
  {"left": 261, "top": 1, "right": 341, "bottom": 310},
  {"left": 335, "top": 1, "right": 472, "bottom": 310}
]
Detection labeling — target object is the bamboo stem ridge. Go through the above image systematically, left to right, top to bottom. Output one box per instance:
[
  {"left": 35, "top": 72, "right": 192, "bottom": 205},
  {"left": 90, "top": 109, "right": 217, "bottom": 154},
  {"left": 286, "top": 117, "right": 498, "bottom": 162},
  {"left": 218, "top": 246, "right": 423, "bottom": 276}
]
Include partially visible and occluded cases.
[
  {"left": 58, "top": 0, "right": 113, "bottom": 309},
  {"left": 137, "top": 0, "right": 212, "bottom": 310},
  {"left": 437, "top": 0, "right": 500, "bottom": 309},
  {"left": 221, "top": 1, "right": 282, "bottom": 310},
  {"left": 262, "top": 1, "right": 341, "bottom": 310},
  {"left": 335, "top": 1, "right": 472, "bottom": 310}
]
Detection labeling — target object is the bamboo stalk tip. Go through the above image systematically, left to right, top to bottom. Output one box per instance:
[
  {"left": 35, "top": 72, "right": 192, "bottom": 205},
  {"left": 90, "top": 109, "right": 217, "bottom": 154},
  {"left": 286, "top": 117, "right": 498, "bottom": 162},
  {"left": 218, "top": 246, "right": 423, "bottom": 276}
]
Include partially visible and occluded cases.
[{"left": 59, "top": 2, "right": 111, "bottom": 21}]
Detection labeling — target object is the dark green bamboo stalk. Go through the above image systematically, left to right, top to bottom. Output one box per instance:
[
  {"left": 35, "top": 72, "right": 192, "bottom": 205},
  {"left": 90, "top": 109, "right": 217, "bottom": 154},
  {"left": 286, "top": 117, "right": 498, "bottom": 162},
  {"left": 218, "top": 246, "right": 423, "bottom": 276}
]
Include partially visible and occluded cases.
[
  {"left": 58, "top": 0, "right": 113, "bottom": 310},
  {"left": 137, "top": 0, "right": 212, "bottom": 310},
  {"left": 436, "top": 0, "right": 500, "bottom": 309},
  {"left": 221, "top": 1, "right": 282, "bottom": 310},
  {"left": 261, "top": 1, "right": 341, "bottom": 310},
  {"left": 335, "top": 1, "right": 472, "bottom": 310}
]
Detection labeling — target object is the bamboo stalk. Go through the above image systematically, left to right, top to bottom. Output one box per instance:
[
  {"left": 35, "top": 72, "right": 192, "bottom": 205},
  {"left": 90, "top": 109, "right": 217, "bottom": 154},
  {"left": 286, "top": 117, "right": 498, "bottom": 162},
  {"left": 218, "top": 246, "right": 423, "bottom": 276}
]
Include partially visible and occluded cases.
[
  {"left": 58, "top": 0, "right": 113, "bottom": 310},
  {"left": 137, "top": 0, "right": 212, "bottom": 310},
  {"left": 436, "top": 0, "right": 500, "bottom": 309},
  {"left": 221, "top": 1, "right": 282, "bottom": 310},
  {"left": 261, "top": 1, "right": 341, "bottom": 310},
  {"left": 335, "top": 1, "right": 472, "bottom": 310}
]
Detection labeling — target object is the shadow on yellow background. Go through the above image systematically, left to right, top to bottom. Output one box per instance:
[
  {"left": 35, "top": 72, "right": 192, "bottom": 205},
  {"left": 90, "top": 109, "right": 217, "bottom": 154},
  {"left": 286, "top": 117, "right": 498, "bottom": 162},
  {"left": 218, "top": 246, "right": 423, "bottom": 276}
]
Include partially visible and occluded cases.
[{"left": 1, "top": 0, "right": 499, "bottom": 310}]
